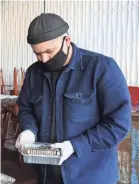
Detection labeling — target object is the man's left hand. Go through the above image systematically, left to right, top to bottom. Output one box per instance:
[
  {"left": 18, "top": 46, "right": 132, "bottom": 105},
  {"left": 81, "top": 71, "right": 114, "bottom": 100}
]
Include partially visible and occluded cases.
[{"left": 51, "top": 141, "right": 74, "bottom": 165}]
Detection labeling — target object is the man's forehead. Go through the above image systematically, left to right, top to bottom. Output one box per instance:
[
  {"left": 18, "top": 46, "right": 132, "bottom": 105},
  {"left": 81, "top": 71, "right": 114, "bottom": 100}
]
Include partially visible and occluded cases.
[{"left": 31, "top": 39, "right": 59, "bottom": 53}]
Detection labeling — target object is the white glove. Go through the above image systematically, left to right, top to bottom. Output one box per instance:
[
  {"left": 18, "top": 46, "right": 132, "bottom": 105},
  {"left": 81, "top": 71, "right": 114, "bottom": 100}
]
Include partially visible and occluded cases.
[
  {"left": 15, "top": 130, "right": 35, "bottom": 152},
  {"left": 51, "top": 141, "right": 74, "bottom": 165}
]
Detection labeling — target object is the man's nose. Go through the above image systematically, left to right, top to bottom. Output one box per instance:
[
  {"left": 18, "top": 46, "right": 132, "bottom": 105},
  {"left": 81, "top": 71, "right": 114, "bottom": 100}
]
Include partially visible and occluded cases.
[{"left": 41, "top": 54, "right": 50, "bottom": 63}]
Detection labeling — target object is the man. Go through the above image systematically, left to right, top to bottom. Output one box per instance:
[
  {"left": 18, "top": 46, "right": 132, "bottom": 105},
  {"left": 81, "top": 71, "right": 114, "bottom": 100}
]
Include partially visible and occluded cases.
[{"left": 15, "top": 13, "right": 131, "bottom": 184}]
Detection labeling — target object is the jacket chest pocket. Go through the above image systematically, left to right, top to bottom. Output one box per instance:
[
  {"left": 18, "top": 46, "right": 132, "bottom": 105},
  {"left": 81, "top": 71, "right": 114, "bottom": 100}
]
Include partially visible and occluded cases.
[
  {"left": 64, "top": 92, "right": 95, "bottom": 123},
  {"left": 29, "top": 93, "right": 43, "bottom": 120}
]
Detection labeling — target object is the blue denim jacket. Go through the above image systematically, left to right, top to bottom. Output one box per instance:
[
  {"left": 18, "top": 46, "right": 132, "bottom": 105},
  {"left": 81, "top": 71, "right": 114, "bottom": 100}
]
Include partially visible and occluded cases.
[{"left": 17, "top": 43, "right": 131, "bottom": 184}]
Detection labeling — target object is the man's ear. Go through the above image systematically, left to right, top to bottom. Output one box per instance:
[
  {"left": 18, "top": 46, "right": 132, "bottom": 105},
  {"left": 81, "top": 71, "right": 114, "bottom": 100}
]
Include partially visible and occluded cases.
[{"left": 65, "top": 36, "right": 71, "bottom": 46}]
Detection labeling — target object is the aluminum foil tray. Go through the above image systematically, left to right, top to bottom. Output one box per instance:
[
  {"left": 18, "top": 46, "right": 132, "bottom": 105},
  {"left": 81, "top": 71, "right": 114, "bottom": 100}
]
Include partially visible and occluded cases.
[
  {"left": 21, "top": 142, "right": 62, "bottom": 165},
  {"left": 0, "top": 173, "right": 16, "bottom": 184}
]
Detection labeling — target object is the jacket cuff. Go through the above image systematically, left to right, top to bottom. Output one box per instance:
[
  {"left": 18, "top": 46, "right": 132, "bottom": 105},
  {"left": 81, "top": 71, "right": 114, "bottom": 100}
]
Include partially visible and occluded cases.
[{"left": 70, "top": 135, "right": 91, "bottom": 158}]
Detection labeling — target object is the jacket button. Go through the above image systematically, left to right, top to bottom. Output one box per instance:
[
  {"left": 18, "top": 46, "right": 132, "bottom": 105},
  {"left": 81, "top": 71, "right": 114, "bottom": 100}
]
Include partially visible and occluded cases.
[{"left": 48, "top": 116, "right": 51, "bottom": 119}]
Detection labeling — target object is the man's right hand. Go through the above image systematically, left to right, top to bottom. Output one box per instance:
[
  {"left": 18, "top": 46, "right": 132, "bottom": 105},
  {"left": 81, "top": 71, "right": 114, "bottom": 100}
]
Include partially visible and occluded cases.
[{"left": 15, "top": 130, "right": 35, "bottom": 152}]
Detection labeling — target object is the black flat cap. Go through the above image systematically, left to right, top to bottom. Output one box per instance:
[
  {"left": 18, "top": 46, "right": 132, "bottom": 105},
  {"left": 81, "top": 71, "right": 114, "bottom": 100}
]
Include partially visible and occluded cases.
[{"left": 27, "top": 13, "right": 69, "bottom": 44}]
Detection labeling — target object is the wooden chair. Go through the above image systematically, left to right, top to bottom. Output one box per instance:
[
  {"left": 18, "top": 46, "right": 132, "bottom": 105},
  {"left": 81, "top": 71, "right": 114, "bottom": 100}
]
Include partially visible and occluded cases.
[
  {"left": 13, "top": 67, "right": 19, "bottom": 96},
  {"left": 20, "top": 67, "right": 25, "bottom": 87},
  {"left": 0, "top": 69, "right": 6, "bottom": 94},
  {"left": 128, "top": 86, "right": 139, "bottom": 111},
  {"left": 1, "top": 104, "right": 23, "bottom": 167},
  {"left": 1, "top": 106, "right": 7, "bottom": 131}
]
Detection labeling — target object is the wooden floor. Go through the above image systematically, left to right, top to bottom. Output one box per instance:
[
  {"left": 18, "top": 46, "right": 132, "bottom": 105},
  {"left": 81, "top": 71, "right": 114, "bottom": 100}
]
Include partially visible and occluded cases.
[{"left": 1, "top": 117, "right": 139, "bottom": 184}]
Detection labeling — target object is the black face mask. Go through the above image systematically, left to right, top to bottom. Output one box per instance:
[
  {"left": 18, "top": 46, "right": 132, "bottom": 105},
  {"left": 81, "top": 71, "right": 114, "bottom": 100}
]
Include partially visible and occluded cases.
[{"left": 42, "top": 37, "right": 70, "bottom": 71}]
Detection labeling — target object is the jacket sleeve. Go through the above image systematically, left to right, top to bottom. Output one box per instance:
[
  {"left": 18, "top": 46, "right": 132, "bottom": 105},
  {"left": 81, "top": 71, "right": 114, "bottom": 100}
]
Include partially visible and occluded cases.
[
  {"left": 70, "top": 58, "right": 131, "bottom": 157},
  {"left": 17, "top": 69, "right": 38, "bottom": 137}
]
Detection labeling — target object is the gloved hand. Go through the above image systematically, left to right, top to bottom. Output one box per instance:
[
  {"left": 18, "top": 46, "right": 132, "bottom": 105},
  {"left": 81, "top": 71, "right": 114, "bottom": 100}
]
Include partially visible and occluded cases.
[
  {"left": 15, "top": 130, "right": 35, "bottom": 152},
  {"left": 51, "top": 141, "right": 74, "bottom": 165}
]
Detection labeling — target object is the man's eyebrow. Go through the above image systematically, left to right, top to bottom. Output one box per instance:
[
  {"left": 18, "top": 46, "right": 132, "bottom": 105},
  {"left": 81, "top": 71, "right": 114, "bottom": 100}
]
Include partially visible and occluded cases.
[{"left": 33, "top": 49, "right": 52, "bottom": 54}]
